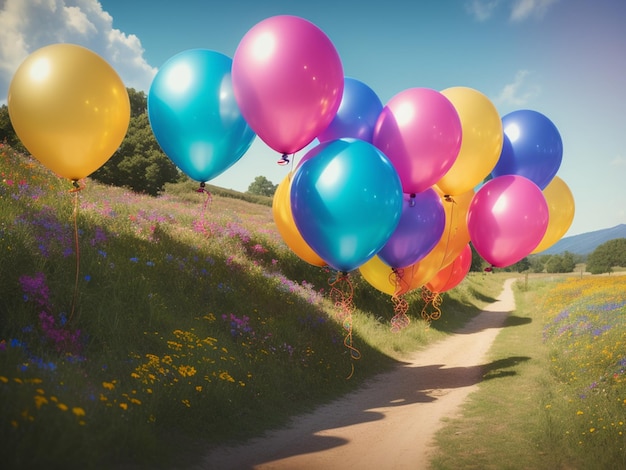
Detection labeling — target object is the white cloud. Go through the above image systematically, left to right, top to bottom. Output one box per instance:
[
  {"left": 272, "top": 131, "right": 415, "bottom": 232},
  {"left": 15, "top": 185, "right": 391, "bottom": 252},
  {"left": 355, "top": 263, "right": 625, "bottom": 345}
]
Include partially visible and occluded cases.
[
  {"left": 0, "top": 0, "right": 156, "bottom": 104},
  {"left": 465, "top": 0, "right": 500, "bottom": 21},
  {"left": 466, "top": 0, "right": 560, "bottom": 22},
  {"left": 510, "top": 0, "right": 560, "bottom": 21},
  {"left": 493, "top": 70, "right": 541, "bottom": 107},
  {"left": 610, "top": 156, "right": 626, "bottom": 167}
]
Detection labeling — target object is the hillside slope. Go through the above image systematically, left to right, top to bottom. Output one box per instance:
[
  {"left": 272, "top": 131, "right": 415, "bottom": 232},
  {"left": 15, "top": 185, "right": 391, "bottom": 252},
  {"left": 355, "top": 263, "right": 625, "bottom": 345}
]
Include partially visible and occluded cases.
[{"left": 540, "top": 224, "right": 626, "bottom": 255}]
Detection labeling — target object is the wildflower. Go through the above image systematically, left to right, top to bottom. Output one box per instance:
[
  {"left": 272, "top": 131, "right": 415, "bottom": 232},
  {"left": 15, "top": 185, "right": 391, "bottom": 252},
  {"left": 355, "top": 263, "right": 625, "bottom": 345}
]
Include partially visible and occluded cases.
[
  {"left": 130, "top": 257, "right": 139, "bottom": 263},
  {"left": 219, "top": 371, "right": 235, "bottom": 383},
  {"left": 0, "top": 376, "right": 8, "bottom": 383},
  {"left": 102, "top": 381, "right": 115, "bottom": 390},
  {"left": 34, "top": 395, "right": 49, "bottom": 409},
  {"left": 57, "top": 403, "right": 68, "bottom": 412},
  {"left": 119, "top": 403, "right": 128, "bottom": 410},
  {"left": 72, "top": 407, "right": 86, "bottom": 417},
  {"left": 577, "top": 410, "right": 584, "bottom": 415}
]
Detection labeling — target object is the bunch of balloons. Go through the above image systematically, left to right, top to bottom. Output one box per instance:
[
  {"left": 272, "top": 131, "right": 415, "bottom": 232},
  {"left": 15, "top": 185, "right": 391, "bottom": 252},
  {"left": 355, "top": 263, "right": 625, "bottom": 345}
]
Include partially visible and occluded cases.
[
  {"left": 8, "top": 15, "right": 575, "bottom": 303},
  {"left": 227, "top": 15, "right": 575, "bottom": 300}
]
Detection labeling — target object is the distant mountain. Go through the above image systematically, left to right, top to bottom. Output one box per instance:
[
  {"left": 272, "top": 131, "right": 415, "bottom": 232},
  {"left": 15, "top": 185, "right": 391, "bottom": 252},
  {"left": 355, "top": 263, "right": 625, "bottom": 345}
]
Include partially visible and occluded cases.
[{"left": 539, "top": 224, "right": 626, "bottom": 255}]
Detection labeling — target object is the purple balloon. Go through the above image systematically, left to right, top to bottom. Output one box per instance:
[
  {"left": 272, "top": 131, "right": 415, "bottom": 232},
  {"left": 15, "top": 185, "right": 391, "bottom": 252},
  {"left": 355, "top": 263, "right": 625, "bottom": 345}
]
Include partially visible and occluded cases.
[
  {"left": 318, "top": 77, "right": 383, "bottom": 143},
  {"left": 491, "top": 110, "right": 563, "bottom": 189},
  {"left": 467, "top": 175, "right": 549, "bottom": 267},
  {"left": 377, "top": 189, "right": 445, "bottom": 269}
]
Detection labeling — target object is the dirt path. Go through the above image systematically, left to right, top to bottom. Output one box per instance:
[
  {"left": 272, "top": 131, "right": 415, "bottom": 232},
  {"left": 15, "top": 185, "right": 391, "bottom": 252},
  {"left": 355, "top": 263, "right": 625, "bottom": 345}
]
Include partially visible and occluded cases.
[{"left": 199, "top": 278, "right": 517, "bottom": 470}]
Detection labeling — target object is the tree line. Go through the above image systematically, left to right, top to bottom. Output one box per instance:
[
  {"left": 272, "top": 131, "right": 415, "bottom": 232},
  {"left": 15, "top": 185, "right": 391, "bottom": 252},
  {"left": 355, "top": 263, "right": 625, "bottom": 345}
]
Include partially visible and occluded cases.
[{"left": 1, "top": 88, "right": 276, "bottom": 197}]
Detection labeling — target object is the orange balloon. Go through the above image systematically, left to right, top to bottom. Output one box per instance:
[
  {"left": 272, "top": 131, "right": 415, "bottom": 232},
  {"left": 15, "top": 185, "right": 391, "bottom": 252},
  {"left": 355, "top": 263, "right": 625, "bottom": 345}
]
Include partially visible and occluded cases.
[
  {"left": 8, "top": 44, "right": 130, "bottom": 180},
  {"left": 437, "top": 87, "right": 503, "bottom": 196},
  {"left": 272, "top": 174, "right": 326, "bottom": 267},
  {"left": 531, "top": 176, "right": 575, "bottom": 254},
  {"left": 431, "top": 185, "right": 473, "bottom": 269},
  {"left": 426, "top": 244, "right": 472, "bottom": 293},
  {"left": 395, "top": 253, "right": 442, "bottom": 295}
]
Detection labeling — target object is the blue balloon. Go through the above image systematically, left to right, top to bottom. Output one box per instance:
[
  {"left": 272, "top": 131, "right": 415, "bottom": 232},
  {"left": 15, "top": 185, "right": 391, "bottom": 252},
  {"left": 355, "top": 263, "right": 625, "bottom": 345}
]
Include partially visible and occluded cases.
[
  {"left": 148, "top": 49, "right": 256, "bottom": 183},
  {"left": 317, "top": 77, "right": 383, "bottom": 143},
  {"left": 491, "top": 110, "right": 562, "bottom": 189},
  {"left": 290, "top": 139, "right": 402, "bottom": 272},
  {"left": 377, "top": 189, "right": 445, "bottom": 269}
]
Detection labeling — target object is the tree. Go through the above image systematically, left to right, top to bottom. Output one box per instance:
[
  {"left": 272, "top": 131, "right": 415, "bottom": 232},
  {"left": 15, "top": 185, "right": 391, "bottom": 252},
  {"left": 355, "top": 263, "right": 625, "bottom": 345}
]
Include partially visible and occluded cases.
[
  {"left": 91, "top": 89, "right": 180, "bottom": 195},
  {"left": 92, "top": 113, "right": 180, "bottom": 195},
  {"left": 247, "top": 175, "right": 277, "bottom": 197},
  {"left": 586, "top": 238, "right": 626, "bottom": 274},
  {"left": 469, "top": 243, "right": 488, "bottom": 272}
]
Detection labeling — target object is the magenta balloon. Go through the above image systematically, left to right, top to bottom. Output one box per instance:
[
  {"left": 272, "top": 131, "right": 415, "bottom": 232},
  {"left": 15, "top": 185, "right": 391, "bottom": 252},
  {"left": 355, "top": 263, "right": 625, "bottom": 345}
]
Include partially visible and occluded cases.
[
  {"left": 232, "top": 15, "right": 344, "bottom": 155},
  {"left": 318, "top": 77, "right": 383, "bottom": 143},
  {"left": 373, "top": 88, "right": 462, "bottom": 194},
  {"left": 467, "top": 175, "right": 549, "bottom": 268},
  {"left": 377, "top": 189, "right": 445, "bottom": 269}
]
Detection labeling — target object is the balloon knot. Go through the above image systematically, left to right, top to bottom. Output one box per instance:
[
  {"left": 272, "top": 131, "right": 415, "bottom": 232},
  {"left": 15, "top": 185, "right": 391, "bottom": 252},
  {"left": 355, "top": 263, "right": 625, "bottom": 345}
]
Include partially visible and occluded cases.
[
  {"left": 277, "top": 154, "right": 290, "bottom": 166},
  {"left": 69, "top": 180, "right": 83, "bottom": 193},
  {"left": 196, "top": 182, "right": 206, "bottom": 193},
  {"left": 409, "top": 193, "right": 416, "bottom": 207},
  {"left": 444, "top": 194, "right": 454, "bottom": 203},
  {"left": 484, "top": 266, "right": 493, "bottom": 273}
]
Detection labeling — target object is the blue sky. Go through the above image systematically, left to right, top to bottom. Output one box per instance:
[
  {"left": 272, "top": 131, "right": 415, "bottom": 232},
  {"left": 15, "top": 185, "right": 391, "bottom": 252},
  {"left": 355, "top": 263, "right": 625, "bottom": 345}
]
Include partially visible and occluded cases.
[{"left": 1, "top": 0, "right": 625, "bottom": 236}]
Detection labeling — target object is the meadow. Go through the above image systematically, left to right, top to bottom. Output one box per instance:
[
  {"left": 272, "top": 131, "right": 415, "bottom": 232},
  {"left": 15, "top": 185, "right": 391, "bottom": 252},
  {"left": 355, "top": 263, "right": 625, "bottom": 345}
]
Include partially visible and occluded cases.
[
  {"left": 0, "top": 143, "right": 501, "bottom": 469},
  {"left": 431, "top": 274, "right": 626, "bottom": 469}
]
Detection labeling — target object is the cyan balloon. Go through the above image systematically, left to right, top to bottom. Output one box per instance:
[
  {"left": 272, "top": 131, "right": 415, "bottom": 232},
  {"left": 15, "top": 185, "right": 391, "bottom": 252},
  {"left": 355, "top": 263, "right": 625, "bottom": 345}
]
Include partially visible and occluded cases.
[
  {"left": 148, "top": 49, "right": 256, "bottom": 183},
  {"left": 318, "top": 77, "right": 383, "bottom": 143},
  {"left": 491, "top": 110, "right": 562, "bottom": 190},
  {"left": 290, "top": 139, "right": 403, "bottom": 272},
  {"left": 377, "top": 189, "right": 445, "bottom": 269}
]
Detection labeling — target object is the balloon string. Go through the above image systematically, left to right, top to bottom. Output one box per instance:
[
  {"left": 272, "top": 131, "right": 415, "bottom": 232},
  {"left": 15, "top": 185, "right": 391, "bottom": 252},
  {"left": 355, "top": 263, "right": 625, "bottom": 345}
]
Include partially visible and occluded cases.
[
  {"left": 69, "top": 180, "right": 83, "bottom": 322},
  {"left": 196, "top": 183, "right": 212, "bottom": 236},
  {"left": 438, "top": 195, "right": 457, "bottom": 272},
  {"left": 388, "top": 268, "right": 411, "bottom": 332},
  {"left": 329, "top": 272, "right": 360, "bottom": 379},
  {"left": 420, "top": 286, "right": 443, "bottom": 324},
  {"left": 390, "top": 295, "right": 410, "bottom": 333}
]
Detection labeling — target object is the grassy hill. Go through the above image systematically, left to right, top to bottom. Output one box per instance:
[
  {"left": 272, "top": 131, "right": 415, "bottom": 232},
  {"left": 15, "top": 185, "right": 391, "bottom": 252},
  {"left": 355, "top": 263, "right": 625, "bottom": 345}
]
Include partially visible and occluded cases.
[{"left": 0, "top": 143, "right": 504, "bottom": 469}]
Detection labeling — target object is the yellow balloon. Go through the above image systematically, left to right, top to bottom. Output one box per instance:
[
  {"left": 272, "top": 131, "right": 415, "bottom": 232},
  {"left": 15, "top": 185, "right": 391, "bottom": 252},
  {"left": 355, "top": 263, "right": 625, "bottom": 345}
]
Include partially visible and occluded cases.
[
  {"left": 8, "top": 44, "right": 130, "bottom": 181},
  {"left": 437, "top": 87, "right": 503, "bottom": 196},
  {"left": 272, "top": 174, "right": 326, "bottom": 267},
  {"left": 531, "top": 176, "right": 575, "bottom": 254},
  {"left": 359, "top": 255, "right": 398, "bottom": 296}
]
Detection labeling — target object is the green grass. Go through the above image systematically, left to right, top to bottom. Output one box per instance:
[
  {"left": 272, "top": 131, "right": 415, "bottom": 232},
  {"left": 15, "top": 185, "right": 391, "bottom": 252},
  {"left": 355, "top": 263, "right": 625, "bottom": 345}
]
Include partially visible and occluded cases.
[
  {"left": 0, "top": 144, "right": 499, "bottom": 469},
  {"left": 430, "top": 274, "right": 626, "bottom": 469}
]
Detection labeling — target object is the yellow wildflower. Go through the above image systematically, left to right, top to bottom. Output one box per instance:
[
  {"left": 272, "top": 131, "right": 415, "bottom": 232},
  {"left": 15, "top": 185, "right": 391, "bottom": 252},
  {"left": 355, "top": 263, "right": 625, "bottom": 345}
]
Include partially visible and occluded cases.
[
  {"left": 0, "top": 376, "right": 8, "bottom": 383},
  {"left": 102, "top": 381, "right": 115, "bottom": 390},
  {"left": 34, "top": 395, "right": 49, "bottom": 409},
  {"left": 57, "top": 403, "right": 68, "bottom": 412},
  {"left": 119, "top": 403, "right": 128, "bottom": 410},
  {"left": 72, "top": 407, "right": 86, "bottom": 417}
]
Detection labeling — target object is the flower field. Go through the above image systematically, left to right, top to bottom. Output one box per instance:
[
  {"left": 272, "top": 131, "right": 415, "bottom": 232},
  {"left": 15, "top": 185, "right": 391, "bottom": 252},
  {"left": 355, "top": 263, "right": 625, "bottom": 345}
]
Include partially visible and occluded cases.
[{"left": 541, "top": 275, "right": 626, "bottom": 467}]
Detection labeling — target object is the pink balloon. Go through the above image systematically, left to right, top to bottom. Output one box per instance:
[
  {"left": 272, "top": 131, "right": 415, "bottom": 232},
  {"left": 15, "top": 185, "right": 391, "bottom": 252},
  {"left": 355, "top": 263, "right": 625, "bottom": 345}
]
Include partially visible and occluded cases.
[
  {"left": 232, "top": 16, "right": 344, "bottom": 155},
  {"left": 373, "top": 88, "right": 462, "bottom": 194},
  {"left": 467, "top": 175, "right": 549, "bottom": 268},
  {"left": 426, "top": 244, "right": 472, "bottom": 293}
]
